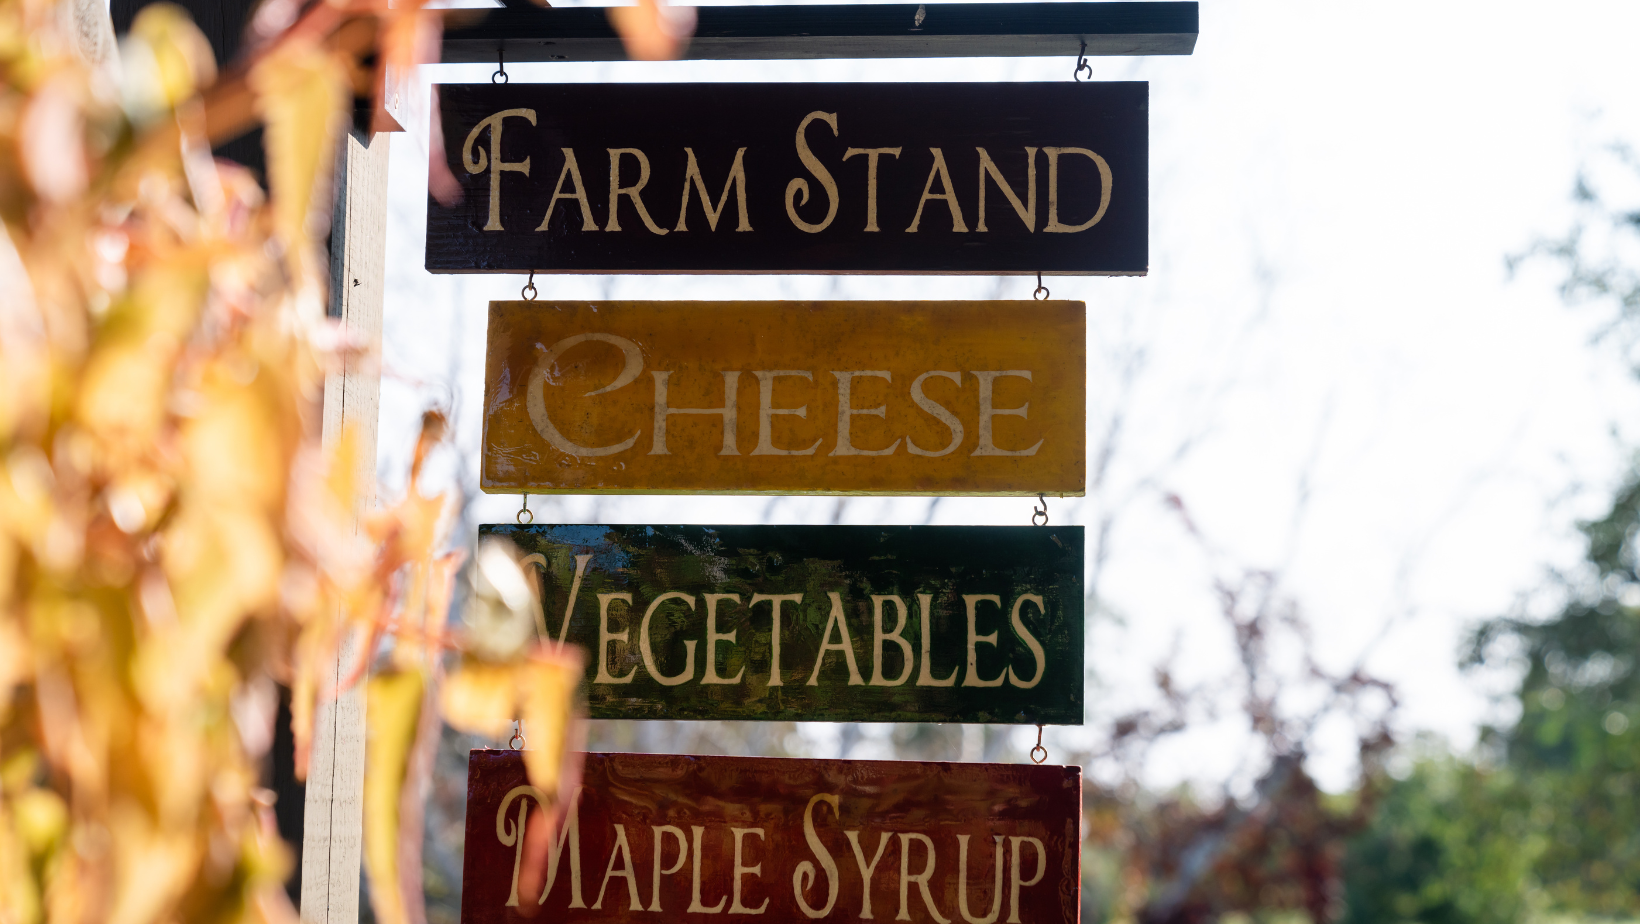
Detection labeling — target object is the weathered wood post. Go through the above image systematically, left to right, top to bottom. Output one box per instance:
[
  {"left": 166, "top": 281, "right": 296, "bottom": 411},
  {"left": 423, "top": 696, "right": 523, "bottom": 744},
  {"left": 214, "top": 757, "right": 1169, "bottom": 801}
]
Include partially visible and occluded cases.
[{"left": 302, "top": 125, "right": 391, "bottom": 924}]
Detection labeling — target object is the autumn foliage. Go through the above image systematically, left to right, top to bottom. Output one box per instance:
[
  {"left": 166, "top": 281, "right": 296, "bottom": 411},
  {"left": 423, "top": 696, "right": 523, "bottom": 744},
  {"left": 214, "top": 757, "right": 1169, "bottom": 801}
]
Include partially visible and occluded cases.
[{"left": 0, "top": 0, "right": 699, "bottom": 920}]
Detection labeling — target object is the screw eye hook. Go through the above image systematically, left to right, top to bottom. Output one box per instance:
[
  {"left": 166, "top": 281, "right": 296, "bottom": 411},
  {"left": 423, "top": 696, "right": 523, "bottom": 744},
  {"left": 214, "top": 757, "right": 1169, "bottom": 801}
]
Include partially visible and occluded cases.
[
  {"left": 1073, "top": 39, "right": 1092, "bottom": 82},
  {"left": 492, "top": 45, "right": 508, "bottom": 84},
  {"left": 521, "top": 271, "right": 537, "bottom": 301},
  {"left": 1033, "top": 271, "right": 1050, "bottom": 300},
  {"left": 517, "top": 493, "right": 534, "bottom": 524},
  {"left": 1031, "top": 495, "right": 1049, "bottom": 526},
  {"left": 509, "top": 721, "right": 525, "bottom": 750},
  {"left": 1030, "top": 725, "right": 1048, "bottom": 764}
]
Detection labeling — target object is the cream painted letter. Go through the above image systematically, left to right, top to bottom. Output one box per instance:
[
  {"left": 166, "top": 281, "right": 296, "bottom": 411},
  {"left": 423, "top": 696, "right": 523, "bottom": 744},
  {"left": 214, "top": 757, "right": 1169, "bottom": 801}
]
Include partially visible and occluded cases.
[
  {"left": 462, "top": 108, "right": 535, "bottom": 231},
  {"left": 786, "top": 112, "right": 841, "bottom": 233},
  {"left": 1042, "top": 147, "right": 1112, "bottom": 233},
  {"left": 651, "top": 371, "right": 741, "bottom": 456},
  {"left": 752, "top": 371, "right": 821, "bottom": 455},
  {"left": 831, "top": 371, "right": 901, "bottom": 457},
  {"left": 971, "top": 371, "right": 1043, "bottom": 457},
  {"left": 640, "top": 592, "right": 698, "bottom": 686},
  {"left": 595, "top": 593, "right": 637, "bottom": 684},
  {"left": 962, "top": 594, "right": 1006, "bottom": 688},
  {"left": 793, "top": 794, "right": 841, "bottom": 918}
]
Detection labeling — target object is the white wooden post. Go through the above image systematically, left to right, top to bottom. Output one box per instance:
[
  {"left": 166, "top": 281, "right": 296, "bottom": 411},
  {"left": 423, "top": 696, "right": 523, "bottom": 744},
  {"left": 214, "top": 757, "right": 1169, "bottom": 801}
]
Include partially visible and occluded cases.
[{"left": 302, "top": 126, "right": 390, "bottom": 924}]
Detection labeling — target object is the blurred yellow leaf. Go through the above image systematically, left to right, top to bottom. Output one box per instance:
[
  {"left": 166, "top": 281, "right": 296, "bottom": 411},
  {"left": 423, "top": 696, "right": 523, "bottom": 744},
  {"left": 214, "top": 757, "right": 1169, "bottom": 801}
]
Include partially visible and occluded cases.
[
  {"left": 121, "top": 3, "right": 217, "bottom": 122},
  {"left": 249, "top": 42, "right": 348, "bottom": 280},
  {"left": 517, "top": 646, "right": 584, "bottom": 797},
  {"left": 440, "top": 660, "right": 516, "bottom": 740},
  {"left": 363, "top": 669, "right": 426, "bottom": 924}
]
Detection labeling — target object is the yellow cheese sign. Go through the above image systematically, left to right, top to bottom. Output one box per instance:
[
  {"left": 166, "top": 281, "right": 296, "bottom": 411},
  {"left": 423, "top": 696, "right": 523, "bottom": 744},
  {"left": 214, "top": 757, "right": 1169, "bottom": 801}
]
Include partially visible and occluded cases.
[{"left": 481, "top": 301, "right": 1084, "bottom": 495}]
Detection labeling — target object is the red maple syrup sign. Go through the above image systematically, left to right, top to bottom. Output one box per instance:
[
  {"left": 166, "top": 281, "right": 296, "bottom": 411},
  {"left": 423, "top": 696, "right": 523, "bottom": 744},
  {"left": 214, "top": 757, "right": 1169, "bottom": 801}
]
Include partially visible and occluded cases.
[{"left": 460, "top": 751, "right": 1081, "bottom": 924}]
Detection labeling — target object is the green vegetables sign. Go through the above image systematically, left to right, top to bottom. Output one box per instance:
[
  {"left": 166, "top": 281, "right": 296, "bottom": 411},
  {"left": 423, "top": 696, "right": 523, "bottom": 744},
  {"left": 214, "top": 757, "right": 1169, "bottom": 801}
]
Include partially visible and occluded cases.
[{"left": 482, "top": 524, "right": 1083, "bottom": 725}]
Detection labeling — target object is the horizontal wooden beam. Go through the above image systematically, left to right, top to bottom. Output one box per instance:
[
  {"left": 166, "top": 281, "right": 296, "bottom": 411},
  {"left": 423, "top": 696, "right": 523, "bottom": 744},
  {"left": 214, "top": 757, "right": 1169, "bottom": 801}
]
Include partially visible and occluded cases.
[{"left": 441, "top": 2, "right": 1197, "bottom": 64}]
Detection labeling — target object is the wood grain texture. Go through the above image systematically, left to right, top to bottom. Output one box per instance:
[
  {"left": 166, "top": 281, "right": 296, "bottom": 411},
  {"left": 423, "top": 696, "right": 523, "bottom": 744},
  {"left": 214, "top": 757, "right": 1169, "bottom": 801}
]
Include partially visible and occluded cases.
[
  {"left": 441, "top": 2, "right": 1198, "bottom": 63},
  {"left": 429, "top": 83, "right": 1147, "bottom": 276},
  {"left": 301, "top": 128, "right": 390, "bottom": 924},
  {"left": 481, "top": 300, "right": 1086, "bottom": 496},
  {"left": 481, "top": 524, "right": 1085, "bottom": 725},
  {"left": 461, "top": 751, "right": 1082, "bottom": 924}
]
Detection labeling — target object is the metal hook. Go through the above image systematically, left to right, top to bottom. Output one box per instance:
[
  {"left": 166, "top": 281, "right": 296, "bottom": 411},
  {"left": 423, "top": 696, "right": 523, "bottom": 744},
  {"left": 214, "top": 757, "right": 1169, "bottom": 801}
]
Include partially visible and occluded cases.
[
  {"left": 1072, "top": 39, "right": 1092, "bottom": 82},
  {"left": 492, "top": 45, "right": 508, "bottom": 84},
  {"left": 521, "top": 271, "right": 537, "bottom": 301},
  {"left": 1033, "top": 271, "right": 1049, "bottom": 300},
  {"left": 517, "top": 493, "right": 534, "bottom": 525},
  {"left": 1032, "top": 495, "right": 1048, "bottom": 526},
  {"left": 509, "top": 721, "right": 525, "bottom": 749},
  {"left": 1030, "top": 725, "right": 1048, "bottom": 764}
]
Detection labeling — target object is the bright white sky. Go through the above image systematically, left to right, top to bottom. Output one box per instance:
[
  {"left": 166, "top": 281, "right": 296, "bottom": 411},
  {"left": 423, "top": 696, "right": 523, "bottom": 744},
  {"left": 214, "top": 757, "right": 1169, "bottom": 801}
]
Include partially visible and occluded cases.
[{"left": 377, "top": 1, "right": 1640, "bottom": 793}]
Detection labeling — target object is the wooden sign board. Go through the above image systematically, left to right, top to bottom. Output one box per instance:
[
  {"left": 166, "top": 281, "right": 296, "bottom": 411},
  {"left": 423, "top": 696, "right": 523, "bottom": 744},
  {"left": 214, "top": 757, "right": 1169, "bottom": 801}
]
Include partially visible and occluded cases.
[
  {"left": 429, "top": 83, "right": 1147, "bottom": 275},
  {"left": 481, "top": 300, "right": 1085, "bottom": 496},
  {"left": 482, "top": 524, "right": 1083, "bottom": 725},
  {"left": 461, "top": 750, "right": 1082, "bottom": 924}
]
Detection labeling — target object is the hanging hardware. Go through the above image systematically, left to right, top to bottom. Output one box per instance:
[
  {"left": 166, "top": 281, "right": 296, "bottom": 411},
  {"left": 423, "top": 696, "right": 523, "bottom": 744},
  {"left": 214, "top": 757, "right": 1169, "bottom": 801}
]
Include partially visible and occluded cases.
[
  {"left": 1072, "top": 39, "right": 1092, "bottom": 82},
  {"left": 492, "top": 45, "right": 508, "bottom": 84},
  {"left": 521, "top": 271, "right": 537, "bottom": 301},
  {"left": 1033, "top": 271, "right": 1050, "bottom": 300},
  {"left": 517, "top": 493, "right": 534, "bottom": 525},
  {"left": 1032, "top": 495, "right": 1049, "bottom": 526},
  {"left": 509, "top": 721, "right": 526, "bottom": 749},
  {"left": 1030, "top": 725, "right": 1048, "bottom": 764}
]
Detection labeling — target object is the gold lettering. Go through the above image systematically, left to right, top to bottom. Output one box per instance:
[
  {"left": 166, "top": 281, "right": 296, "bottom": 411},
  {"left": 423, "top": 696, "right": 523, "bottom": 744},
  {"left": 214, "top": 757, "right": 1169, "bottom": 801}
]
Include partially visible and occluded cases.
[
  {"left": 462, "top": 108, "right": 535, "bottom": 231},
  {"left": 786, "top": 111, "right": 840, "bottom": 233},
  {"left": 1042, "top": 146, "right": 1112, "bottom": 233},
  {"left": 607, "top": 147, "right": 670, "bottom": 234},
  {"left": 677, "top": 147, "right": 753, "bottom": 232},
  {"left": 842, "top": 147, "right": 902, "bottom": 232},
  {"left": 976, "top": 147, "right": 1037, "bottom": 232},
  {"left": 536, "top": 148, "right": 599, "bottom": 231},
  {"left": 905, "top": 148, "right": 968, "bottom": 233},
  {"left": 526, "top": 333, "right": 644, "bottom": 458},
  {"left": 650, "top": 371, "right": 741, "bottom": 456},
  {"left": 752, "top": 371, "right": 821, "bottom": 456},
  {"left": 830, "top": 371, "right": 900, "bottom": 457},
  {"left": 907, "top": 371, "right": 963, "bottom": 457},
  {"left": 971, "top": 371, "right": 1042, "bottom": 457},
  {"left": 640, "top": 592, "right": 698, "bottom": 686},
  {"left": 806, "top": 592, "right": 865, "bottom": 686},
  {"left": 594, "top": 593, "right": 636, "bottom": 684},
  {"left": 702, "top": 593, "right": 746, "bottom": 685},
  {"left": 750, "top": 593, "right": 802, "bottom": 687},
  {"left": 916, "top": 593, "right": 956, "bottom": 687},
  {"left": 962, "top": 594, "right": 1006, "bottom": 688},
  {"left": 869, "top": 595, "right": 913, "bottom": 686},
  {"left": 1007, "top": 595, "right": 1047, "bottom": 689},
  {"left": 498, "top": 785, "right": 547, "bottom": 907},
  {"left": 793, "top": 794, "right": 841, "bottom": 918},
  {"left": 592, "top": 824, "right": 642, "bottom": 911},
  {"left": 649, "top": 825, "right": 688, "bottom": 912},
  {"left": 690, "top": 826, "right": 729, "bottom": 914},
  {"left": 729, "top": 828, "right": 769, "bottom": 914},
  {"left": 845, "top": 831, "right": 892, "bottom": 919},
  {"left": 896, "top": 833, "right": 950, "bottom": 923},
  {"left": 956, "top": 835, "right": 1004, "bottom": 924},
  {"left": 1006, "top": 837, "right": 1046, "bottom": 924}
]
